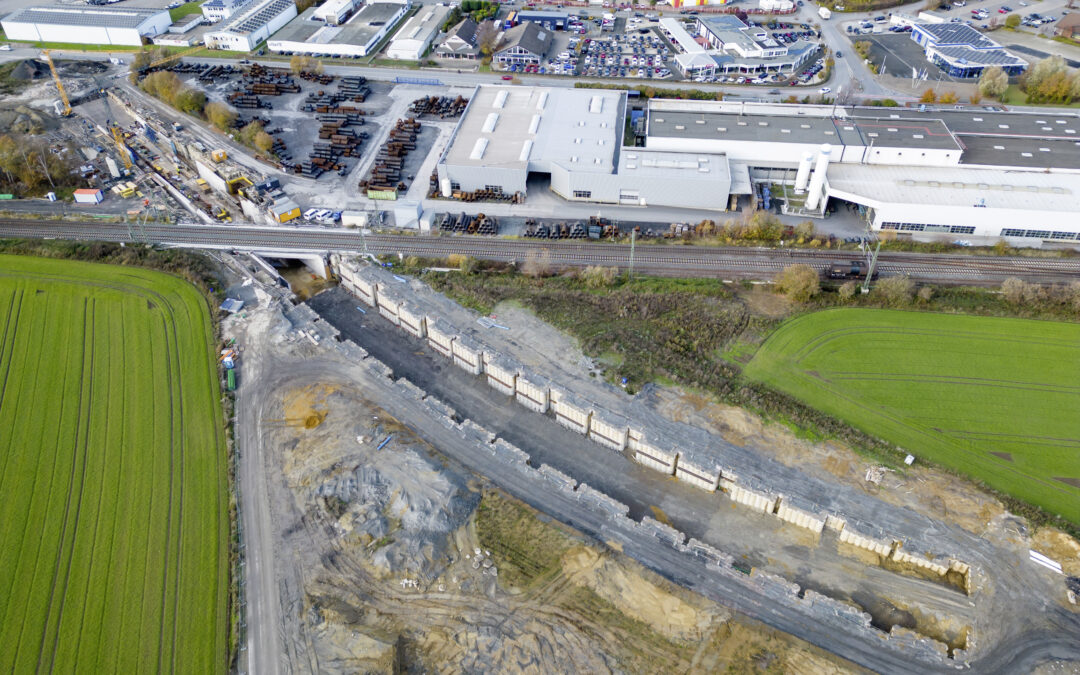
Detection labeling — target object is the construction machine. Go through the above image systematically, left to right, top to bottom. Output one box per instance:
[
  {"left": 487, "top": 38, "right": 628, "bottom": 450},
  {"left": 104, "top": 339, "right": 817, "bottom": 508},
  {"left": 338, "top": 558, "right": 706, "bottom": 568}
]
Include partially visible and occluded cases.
[{"left": 41, "top": 50, "right": 72, "bottom": 117}]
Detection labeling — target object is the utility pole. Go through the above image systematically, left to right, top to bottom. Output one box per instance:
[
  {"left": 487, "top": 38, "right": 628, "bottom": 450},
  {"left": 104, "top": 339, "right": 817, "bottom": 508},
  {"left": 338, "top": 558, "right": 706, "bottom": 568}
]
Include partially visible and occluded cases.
[{"left": 861, "top": 215, "right": 881, "bottom": 293}]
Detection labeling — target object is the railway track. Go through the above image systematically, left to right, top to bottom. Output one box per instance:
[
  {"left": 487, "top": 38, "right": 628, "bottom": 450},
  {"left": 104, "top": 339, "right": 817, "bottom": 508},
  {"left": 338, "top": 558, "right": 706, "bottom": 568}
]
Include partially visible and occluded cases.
[{"left": 2, "top": 217, "right": 1078, "bottom": 284}]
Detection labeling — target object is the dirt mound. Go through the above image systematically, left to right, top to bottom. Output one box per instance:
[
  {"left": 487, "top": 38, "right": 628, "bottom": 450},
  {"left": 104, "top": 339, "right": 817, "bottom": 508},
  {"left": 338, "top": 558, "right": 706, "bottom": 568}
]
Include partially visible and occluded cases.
[
  {"left": 9, "top": 60, "right": 50, "bottom": 81},
  {"left": 0, "top": 106, "right": 47, "bottom": 135},
  {"left": 1031, "top": 528, "right": 1080, "bottom": 576},
  {"left": 561, "top": 546, "right": 723, "bottom": 641}
]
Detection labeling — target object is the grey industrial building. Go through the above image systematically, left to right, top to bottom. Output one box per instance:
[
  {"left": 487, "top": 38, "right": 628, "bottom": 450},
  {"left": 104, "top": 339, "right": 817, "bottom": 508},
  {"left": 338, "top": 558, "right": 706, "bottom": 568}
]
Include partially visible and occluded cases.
[
  {"left": 267, "top": 2, "right": 407, "bottom": 57},
  {"left": 436, "top": 85, "right": 744, "bottom": 210},
  {"left": 439, "top": 85, "right": 1080, "bottom": 244}
]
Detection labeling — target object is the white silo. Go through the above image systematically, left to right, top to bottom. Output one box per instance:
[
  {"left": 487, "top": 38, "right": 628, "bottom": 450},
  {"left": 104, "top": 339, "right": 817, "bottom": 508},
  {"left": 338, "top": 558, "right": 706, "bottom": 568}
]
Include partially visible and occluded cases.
[
  {"left": 804, "top": 144, "right": 832, "bottom": 211},
  {"left": 794, "top": 151, "right": 814, "bottom": 193}
]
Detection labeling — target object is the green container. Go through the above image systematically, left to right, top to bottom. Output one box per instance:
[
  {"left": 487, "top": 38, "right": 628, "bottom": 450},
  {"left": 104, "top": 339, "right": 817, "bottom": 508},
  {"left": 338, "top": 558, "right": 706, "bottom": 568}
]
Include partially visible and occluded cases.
[
  {"left": 367, "top": 188, "right": 397, "bottom": 201},
  {"left": 0, "top": 194, "right": 14, "bottom": 200},
  {"left": 226, "top": 369, "right": 236, "bottom": 392}
]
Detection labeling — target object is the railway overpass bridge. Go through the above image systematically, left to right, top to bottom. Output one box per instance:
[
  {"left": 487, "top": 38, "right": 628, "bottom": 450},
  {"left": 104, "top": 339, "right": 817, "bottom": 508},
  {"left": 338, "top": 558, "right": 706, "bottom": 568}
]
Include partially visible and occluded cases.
[{"left": 2, "top": 217, "right": 1079, "bottom": 285}]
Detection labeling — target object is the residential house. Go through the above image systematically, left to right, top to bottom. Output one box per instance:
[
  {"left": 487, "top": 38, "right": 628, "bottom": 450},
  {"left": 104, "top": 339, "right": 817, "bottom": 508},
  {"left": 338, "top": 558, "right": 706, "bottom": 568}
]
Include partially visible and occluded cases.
[
  {"left": 435, "top": 17, "right": 480, "bottom": 59},
  {"left": 493, "top": 20, "right": 551, "bottom": 66}
]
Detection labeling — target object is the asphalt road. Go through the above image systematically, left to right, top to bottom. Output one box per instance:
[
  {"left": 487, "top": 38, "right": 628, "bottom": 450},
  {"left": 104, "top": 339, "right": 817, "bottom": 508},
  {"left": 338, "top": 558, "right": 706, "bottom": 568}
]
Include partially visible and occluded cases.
[{"left": 2, "top": 217, "right": 1079, "bottom": 284}]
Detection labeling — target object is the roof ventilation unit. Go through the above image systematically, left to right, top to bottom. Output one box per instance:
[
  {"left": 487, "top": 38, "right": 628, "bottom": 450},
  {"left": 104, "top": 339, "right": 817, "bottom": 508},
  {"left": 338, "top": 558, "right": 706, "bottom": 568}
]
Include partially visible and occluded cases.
[
  {"left": 493, "top": 89, "right": 508, "bottom": 109},
  {"left": 537, "top": 91, "right": 548, "bottom": 109},
  {"left": 589, "top": 95, "right": 603, "bottom": 114},
  {"left": 482, "top": 113, "right": 499, "bottom": 133},
  {"left": 529, "top": 114, "right": 541, "bottom": 134},
  {"left": 519, "top": 140, "right": 534, "bottom": 162}
]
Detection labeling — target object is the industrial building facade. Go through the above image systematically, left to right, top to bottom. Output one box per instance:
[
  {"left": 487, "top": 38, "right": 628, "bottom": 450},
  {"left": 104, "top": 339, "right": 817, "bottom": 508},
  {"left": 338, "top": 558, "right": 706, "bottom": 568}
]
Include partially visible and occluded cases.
[
  {"left": 204, "top": 0, "right": 297, "bottom": 51},
  {"left": 268, "top": 2, "right": 407, "bottom": 57},
  {"left": 385, "top": 4, "right": 450, "bottom": 60},
  {"left": 1, "top": 5, "right": 172, "bottom": 46},
  {"left": 436, "top": 85, "right": 743, "bottom": 211},
  {"left": 440, "top": 85, "right": 1080, "bottom": 244},
  {"left": 644, "top": 99, "right": 1080, "bottom": 242}
]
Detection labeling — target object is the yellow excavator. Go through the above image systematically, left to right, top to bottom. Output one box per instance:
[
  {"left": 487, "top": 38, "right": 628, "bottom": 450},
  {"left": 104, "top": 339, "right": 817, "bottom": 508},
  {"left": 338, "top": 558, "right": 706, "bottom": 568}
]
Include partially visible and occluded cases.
[{"left": 41, "top": 50, "right": 72, "bottom": 117}]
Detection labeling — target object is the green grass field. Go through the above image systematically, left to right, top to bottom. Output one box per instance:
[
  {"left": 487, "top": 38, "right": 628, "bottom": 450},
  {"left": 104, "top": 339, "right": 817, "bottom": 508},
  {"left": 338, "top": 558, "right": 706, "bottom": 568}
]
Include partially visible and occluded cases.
[
  {"left": 0, "top": 255, "right": 228, "bottom": 673},
  {"left": 745, "top": 308, "right": 1080, "bottom": 524}
]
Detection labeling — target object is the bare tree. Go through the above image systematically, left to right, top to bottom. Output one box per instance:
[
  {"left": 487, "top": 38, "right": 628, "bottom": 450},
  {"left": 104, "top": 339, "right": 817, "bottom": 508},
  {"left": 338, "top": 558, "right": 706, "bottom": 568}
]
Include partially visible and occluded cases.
[
  {"left": 476, "top": 21, "right": 499, "bottom": 56},
  {"left": 521, "top": 250, "right": 553, "bottom": 278}
]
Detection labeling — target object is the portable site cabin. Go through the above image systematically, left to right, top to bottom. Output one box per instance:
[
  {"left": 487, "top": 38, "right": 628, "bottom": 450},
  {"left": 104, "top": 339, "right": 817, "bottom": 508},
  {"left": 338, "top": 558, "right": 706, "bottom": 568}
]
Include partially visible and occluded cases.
[{"left": 73, "top": 188, "right": 104, "bottom": 204}]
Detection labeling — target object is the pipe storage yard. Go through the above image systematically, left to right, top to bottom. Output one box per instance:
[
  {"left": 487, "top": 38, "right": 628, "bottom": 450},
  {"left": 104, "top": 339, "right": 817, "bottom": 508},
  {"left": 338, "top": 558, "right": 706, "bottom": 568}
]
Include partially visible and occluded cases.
[
  {"left": 331, "top": 257, "right": 975, "bottom": 600},
  {"left": 287, "top": 286, "right": 989, "bottom": 671}
]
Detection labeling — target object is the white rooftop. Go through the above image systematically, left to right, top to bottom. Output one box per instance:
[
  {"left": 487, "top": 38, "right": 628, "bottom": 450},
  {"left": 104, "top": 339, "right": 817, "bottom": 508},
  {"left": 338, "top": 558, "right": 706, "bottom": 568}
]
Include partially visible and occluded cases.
[
  {"left": 445, "top": 85, "right": 623, "bottom": 172},
  {"left": 826, "top": 163, "right": 1078, "bottom": 211}
]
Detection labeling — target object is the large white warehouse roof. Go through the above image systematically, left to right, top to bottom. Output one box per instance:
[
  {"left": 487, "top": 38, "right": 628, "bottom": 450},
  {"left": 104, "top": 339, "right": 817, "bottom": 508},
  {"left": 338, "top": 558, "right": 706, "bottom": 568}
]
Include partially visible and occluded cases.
[
  {"left": 1, "top": 5, "right": 167, "bottom": 28},
  {"left": 444, "top": 86, "right": 623, "bottom": 172}
]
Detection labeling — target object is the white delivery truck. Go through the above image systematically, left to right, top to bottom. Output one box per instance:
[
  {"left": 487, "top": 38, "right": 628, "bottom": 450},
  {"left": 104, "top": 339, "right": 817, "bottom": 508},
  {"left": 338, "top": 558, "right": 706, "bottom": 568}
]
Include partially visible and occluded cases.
[{"left": 819, "top": 6, "right": 832, "bottom": 19}]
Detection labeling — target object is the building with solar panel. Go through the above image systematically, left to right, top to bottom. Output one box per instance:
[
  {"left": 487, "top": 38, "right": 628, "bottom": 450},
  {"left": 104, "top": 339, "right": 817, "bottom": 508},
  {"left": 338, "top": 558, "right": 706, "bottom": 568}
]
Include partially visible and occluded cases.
[
  {"left": 204, "top": 0, "right": 296, "bottom": 51},
  {"left": 0, "top": 5, "right": 172, "bottom": 46},
  {"left": 911, "top": 23, "right": 1027, "bottom": 78}
]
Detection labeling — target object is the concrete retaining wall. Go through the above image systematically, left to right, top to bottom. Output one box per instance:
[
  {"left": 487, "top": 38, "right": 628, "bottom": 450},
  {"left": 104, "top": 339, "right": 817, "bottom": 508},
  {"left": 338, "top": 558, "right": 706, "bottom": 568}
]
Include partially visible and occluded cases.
[
  {"left": 330, "top": 259, "right": 975, "bottom": 599},
  {"left": 398, "top": 302, "right": 427, "bottom": 338},
  {"left": 426, "top": 318, "right": 456, "bottom": 358},
  {"left": 315, "top": 326, "right": 959, "bottom": 667},
  {"left": 451, "top": 335, "right": 484, "bottom": 375},
  {"left": 483, "top": 352, "right": 518, "bottom": 396},
  {"left": 515, "top": 370, "right": 550, "bottom": 413},
  {"left": 552, "top": 393, "right": 592, "bottom": 435},
  {"left": 588, "top": 411, "right": 629, "bottom": 451},
  {"left": 628, "top": 428, "right": 678, "bottom": 474},
  {"left": 676, "top": 456, "right": 721, "bottom": 491},
  {"left": 726, "top": 483, "right": 776, "bottom": 514},
  {"left": 775, "top": 499, "right": 826, "bottom": 534}
]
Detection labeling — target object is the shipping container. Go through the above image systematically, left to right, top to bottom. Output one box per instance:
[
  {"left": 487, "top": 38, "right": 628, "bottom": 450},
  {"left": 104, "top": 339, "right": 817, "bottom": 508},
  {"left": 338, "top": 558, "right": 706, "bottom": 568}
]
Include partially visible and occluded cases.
[
  {"left": 73, "top": 188, "right": 104, "bottom": 204},
  {"left": 367, "top": 188, "right": 398, "bottom": 201},
  {"left": 0, "top": 194, "right": 14, "bottom": 200},
  {"left": 226, "top": 369, "right": 236, "bottom": 391}
]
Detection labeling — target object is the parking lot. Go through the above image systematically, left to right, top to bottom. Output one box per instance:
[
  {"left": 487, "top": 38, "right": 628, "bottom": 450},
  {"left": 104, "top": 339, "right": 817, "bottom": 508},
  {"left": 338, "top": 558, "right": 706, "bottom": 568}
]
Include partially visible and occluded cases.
[
  {"left": 496, "top": 13, "right": 677, "bottom": 80},
  {"left": 852, "top": 33, "right": 960, "bottom": 82}
]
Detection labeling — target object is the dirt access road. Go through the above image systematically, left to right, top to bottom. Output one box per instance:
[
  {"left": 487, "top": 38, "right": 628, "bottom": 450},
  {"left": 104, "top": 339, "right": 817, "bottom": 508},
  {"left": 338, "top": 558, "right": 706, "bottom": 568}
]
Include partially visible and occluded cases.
[{"left": 227, "top": 294, "right": 860, "bottom": 673}]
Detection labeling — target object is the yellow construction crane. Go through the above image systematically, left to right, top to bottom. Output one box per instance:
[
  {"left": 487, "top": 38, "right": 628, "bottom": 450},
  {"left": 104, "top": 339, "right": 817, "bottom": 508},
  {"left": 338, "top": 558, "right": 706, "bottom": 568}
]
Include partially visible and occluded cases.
[
  {"left": 41, "top": 50, "right": 72, "bottom": 117},
  {"left": 97, "top": 82, "right": 133, "bottom": 171}
]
